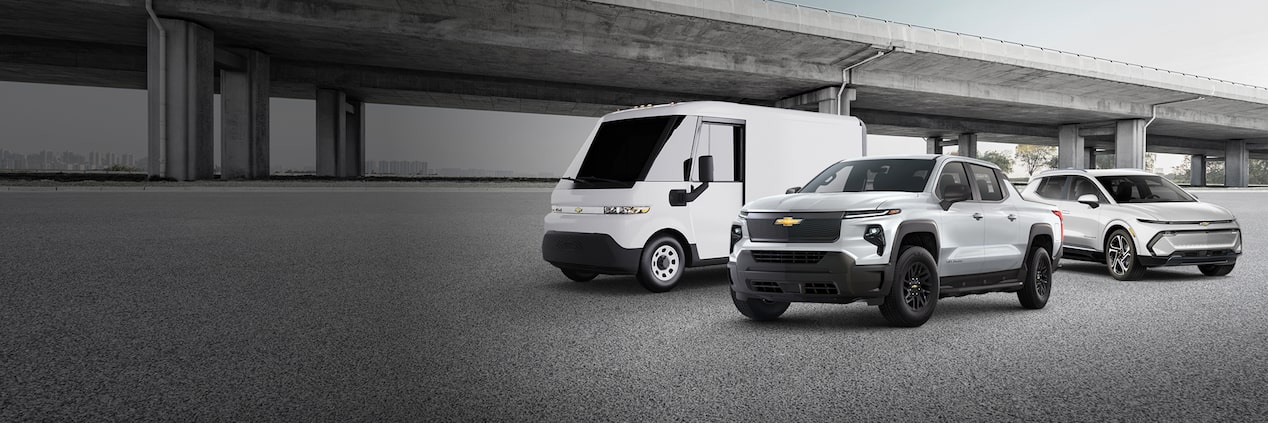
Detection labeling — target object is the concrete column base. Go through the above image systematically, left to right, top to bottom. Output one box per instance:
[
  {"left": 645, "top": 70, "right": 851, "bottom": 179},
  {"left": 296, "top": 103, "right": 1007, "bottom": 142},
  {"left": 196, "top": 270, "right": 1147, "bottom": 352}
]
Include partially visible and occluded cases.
[
  {"left": 147, "top": 18, "right": 214, "bottom": 180},
  {"left": 219, "top": 48, "right": 270, "bottom": 179},
  {"left": 316, "top": 89, "right": 365, "bottom": 177},
  {"left": 1058, "top": 124, "right": 1085, "bottom": 168},
  {"left": 957, "top": 133, "right": 978, "bottom": 158},
  {"left": 925, "top": 137, "right": 943, "bottom": 154},
  {"left": 1226, "top": 140, "right": 1248, "bottom": 187},
  {"left": 1191, "top": 154, "right": 1206, "bottom": 187}
]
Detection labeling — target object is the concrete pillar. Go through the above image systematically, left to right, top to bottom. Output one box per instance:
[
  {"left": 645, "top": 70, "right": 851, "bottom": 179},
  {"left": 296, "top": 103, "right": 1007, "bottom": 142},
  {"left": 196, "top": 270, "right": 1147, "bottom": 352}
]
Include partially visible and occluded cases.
[
  {"left": 147, "top": 18, "right": 214, "bottom": 180},
  {"left": 219, "top": 49, "right": 270, "bottom": 179},
  {"left": 316, "top": 89, "right": 365, "bottom": 177},
  {"left": 817, "top": 98, "right": 838, "bottom": 115},
  {"left": 1115, "top": 119, "right": 1146, "bottom": 169},
  {"left": 1058, "top": 124, "right": 1085, "bottom": 168},
  {"left": 957, "top": 133, "right": 978, "bottom": 158},
  {"left": 925, "top": 137, "right": 943, "bottom": 154},
  {"left": 1225, "top": 140, "right": 1248, "bottom": 187},
  {"left": 1085, "top": 148, "right": 1096, "bottom": 169},
  {"left": 1190, "top": 154, "right": 1206, "bottom": 187}
]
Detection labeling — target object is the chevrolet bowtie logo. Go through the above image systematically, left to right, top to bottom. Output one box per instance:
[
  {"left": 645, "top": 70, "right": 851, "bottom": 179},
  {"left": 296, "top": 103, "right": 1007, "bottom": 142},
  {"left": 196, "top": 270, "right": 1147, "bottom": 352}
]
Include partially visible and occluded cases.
[{"left": 774, "top": 217, "right": 803, "bottom": 227}]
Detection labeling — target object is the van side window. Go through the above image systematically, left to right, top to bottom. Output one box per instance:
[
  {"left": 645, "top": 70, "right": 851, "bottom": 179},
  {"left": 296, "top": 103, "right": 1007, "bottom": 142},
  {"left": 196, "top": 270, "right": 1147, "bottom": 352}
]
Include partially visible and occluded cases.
[{"left": 694, "top": 122, "right": 742, "bottom": 182}]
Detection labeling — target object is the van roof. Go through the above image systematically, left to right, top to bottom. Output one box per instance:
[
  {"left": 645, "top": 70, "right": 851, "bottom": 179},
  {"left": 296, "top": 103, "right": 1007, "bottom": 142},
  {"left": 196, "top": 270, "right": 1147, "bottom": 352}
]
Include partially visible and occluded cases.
[{"left": 601, "top": 101, "right": 860, "bottom": 123}]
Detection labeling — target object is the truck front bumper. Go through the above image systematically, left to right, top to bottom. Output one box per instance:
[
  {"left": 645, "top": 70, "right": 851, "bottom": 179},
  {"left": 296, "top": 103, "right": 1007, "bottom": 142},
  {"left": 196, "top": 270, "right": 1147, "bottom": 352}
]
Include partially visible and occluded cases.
[{"left": 729, "top": 249, "right": 889, "bottom": 304}]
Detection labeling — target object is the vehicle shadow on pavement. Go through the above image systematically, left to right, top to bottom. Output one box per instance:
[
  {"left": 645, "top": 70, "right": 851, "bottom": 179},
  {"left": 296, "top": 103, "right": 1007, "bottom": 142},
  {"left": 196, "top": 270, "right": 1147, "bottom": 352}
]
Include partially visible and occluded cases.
[
  {"left": 1056, "top": 261, "right": 1215, "bottom": 283},
  {"left": 545, "top": 266, "right": 731, "bottom": 296},
  {"left": 725, "top": 297, "right": 1044, "bottom": 331}
]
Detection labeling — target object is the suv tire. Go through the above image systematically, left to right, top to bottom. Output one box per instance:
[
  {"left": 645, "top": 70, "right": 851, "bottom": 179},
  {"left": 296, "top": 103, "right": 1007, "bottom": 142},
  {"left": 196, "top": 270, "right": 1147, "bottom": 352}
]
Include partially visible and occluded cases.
[
  {"left": 1105, "top": 229, "right": 1146, "bottom": 281},
  {"left": 637, "top": 235, "right": 685, "bottom": 293},
  {"left": 878, "top": 246, "right": 939, "bottom": 327},
  {"left": 1017, "top": 246, "right": 1052, "bottom": 309},
  {"left": 1198, "top": 263, "right": 1235, "bottom": 276},
  {"left": 561, "top": 268, "right": 598, "bottom": 282},
  {"left": 731, "top": 288, "right": 790, "bottom": 321}
]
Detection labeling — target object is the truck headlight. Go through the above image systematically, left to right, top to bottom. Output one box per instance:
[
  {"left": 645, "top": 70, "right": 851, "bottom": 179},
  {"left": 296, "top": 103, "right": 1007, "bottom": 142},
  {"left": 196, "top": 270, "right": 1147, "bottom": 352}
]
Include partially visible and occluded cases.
[
  {"left": 603, "top": 206, "right": 651, "bottom": 214},
  {"left": 844, "top": 209, "right": 901, "bottom": 219}
]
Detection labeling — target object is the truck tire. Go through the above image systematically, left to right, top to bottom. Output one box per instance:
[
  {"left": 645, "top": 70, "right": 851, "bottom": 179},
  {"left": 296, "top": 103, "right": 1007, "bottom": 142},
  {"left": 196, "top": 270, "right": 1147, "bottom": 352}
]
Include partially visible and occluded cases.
[
  {"left": 1105, "top": 229, "right": 1146, "bottom": 281},
  {"left": 637, "top": 235, "right": 684, "bottom": 293},
  {"left": 878, "top": 246, "right": 939, "bottom": 327},
  {"left": 1017, "top": 246, "right": 1052, "bottom": 309},
  {"left": 1198, "top": 263, "right": 1235, "bottom": 276},
  {"left": 560, "top": 268, "right": 597, "bottom": 282},
  {"left": 731, "top": 288, "right": 790, "bottom": 321}
]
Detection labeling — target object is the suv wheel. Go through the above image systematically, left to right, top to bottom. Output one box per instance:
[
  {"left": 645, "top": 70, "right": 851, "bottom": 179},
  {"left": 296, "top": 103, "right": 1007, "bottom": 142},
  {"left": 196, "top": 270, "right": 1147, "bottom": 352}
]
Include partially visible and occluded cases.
[
  {"left": 1105, "top": 229, "right": 1146, "bottom": 281},
  {"left": 637, "top": 235, "right": 684, "bottom": 293},
  {"left": 878, "top": 246, "right": 939, "bottom": 327},
  {"left": 1018, "top": 247, "right": 1052, "bottom": 309},
  {"left": 1198, "top": 263, "right": 1235, "bottom": 276},
  {"left": 560, "top": 268, "right": 598, "bottom": 282},
  {"left": 731, "top": 288, "right": 790, "bottom": 321}
]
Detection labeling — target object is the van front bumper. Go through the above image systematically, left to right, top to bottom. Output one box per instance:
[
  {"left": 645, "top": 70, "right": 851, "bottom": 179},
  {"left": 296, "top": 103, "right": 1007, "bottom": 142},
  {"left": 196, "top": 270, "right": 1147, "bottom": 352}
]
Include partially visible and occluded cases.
[
  {"left": 542, "top": 231, "right": 641, "bottom": 275},
  {"left": 729, "top": 249, "right": 889, "bottom": 304}
]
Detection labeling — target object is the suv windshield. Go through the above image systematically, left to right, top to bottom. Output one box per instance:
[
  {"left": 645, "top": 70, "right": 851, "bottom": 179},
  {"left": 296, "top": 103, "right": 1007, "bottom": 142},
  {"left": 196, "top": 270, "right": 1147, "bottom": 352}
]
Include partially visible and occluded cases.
[
  {"left": 574, "top": 116, "right": 685, "bottom": 187},
  {"left": 803, "top": 158, "right": 935, "bottom": 193},
  {"left": 1096, "top": 175, "right": 1196, "bottom": 203}
]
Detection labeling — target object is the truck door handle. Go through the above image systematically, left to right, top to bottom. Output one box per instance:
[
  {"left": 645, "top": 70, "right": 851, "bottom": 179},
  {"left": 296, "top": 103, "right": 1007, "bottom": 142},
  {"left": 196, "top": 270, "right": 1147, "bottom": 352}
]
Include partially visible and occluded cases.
[
  {"left": 972, "top": 213, "right": 983, "bottom": 220},
  {"left": 1007, "top": 214, "right": 1017, "bottom": 221}
]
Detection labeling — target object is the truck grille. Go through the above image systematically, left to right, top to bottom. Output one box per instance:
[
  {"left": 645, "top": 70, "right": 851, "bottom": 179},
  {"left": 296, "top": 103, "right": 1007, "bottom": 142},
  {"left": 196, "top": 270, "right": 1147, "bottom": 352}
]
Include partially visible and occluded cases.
[
  {"left": 746, "top": 212, "right": 842, "bottom": 243},
  {"left": 751, "top": 250, "right": 827, "bottom": 264},
  {"left": 750, "top": 281, "right": 783, "bottom": 293}
]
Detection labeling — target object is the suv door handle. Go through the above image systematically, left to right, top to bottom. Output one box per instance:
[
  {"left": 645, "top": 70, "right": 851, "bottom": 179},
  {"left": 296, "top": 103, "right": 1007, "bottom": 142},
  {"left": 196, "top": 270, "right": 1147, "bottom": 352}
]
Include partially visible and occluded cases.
[
  {"left": 972, "top": 213, "right": 983, "bottom": 220},
  {"left": 1007, "top": 214, "right": 1017, "bottom": 221}
]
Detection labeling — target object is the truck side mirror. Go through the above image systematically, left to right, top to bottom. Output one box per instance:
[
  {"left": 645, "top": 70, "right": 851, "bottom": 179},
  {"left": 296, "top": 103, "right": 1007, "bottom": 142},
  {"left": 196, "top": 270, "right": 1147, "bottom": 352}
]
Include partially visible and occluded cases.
[
  {"left": 698, "top": 155, "right": 714, "bottom": 183},
  {"left": 939, "top": 183, "right": 970, "bottom": 211},
  {"left": 786, "top": 187, "right": 801, "bottom": 194},
  {"left": 1077, "top": 194, "right": 1100, "bottom": 208}
]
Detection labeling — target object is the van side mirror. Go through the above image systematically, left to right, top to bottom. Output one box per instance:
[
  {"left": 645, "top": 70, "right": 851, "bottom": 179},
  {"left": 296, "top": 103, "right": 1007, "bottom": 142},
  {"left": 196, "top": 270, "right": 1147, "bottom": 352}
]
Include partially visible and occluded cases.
[
  {"left": 698, "top": 155, "right": 714, "bottom": 183},
  {"left": 682, "top": 158, "right": 692, "bottom": 181},
  {"left": 939, "top": 183, "right": 970, "bottom": 211},
  {"left": 786, "top": 187, "right": 801, "bottom": 194},
  {"left": 1077, "top": 194, "right": 1100, "bottom": 208}
]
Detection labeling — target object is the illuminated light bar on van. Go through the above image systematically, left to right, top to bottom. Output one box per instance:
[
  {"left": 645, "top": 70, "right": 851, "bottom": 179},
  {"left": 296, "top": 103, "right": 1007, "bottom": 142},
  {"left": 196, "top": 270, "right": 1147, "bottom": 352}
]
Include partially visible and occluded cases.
[
  {"left": 604, "top": 206, "right": 652, "bottom": 214},
  {"left": 843, "top": 209, "right": 901, "bottom": 219}
]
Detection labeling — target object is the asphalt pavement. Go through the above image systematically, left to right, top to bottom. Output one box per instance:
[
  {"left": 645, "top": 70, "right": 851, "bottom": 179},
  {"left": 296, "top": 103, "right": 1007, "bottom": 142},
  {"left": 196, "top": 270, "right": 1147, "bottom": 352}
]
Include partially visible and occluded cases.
[{"left": 2, "top": 187, "right": 1266, "bottom": 421}]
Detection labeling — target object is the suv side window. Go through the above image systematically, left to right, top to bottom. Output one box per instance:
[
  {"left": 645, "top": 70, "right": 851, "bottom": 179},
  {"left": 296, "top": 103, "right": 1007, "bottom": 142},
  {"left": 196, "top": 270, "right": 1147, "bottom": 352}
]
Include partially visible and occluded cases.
[
  {"left": 936, "top": 162, "right": 971, "bottom": 199},
  {"left": 968, "top": 164, "right": 1003, "bottom": 202},
  {"left": 1034, "top": 176, "right": 1069, "bottom": 200},
  {"left": 1071, "top": 177, "right": 1105, "bottom": 202}
]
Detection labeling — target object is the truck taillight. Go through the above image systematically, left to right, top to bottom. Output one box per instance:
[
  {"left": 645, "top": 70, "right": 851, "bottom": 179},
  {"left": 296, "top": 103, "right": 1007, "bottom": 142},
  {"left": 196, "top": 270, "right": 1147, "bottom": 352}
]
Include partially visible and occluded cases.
[{"left": 1052, "top": 210, "right": 1064, "bottom": 241}]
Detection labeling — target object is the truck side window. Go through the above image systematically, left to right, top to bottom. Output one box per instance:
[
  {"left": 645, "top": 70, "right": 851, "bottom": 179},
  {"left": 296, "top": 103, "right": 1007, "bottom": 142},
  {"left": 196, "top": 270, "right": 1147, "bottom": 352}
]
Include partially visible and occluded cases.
[
  {"left": 695, "top": 122, "right": 741, "bottom": 182},
  {"left": 936, "top": 162, "right": 970, "bottom": 199},
  {"left": 969, "top": 164, "right": 1003, "bottom": 201}
]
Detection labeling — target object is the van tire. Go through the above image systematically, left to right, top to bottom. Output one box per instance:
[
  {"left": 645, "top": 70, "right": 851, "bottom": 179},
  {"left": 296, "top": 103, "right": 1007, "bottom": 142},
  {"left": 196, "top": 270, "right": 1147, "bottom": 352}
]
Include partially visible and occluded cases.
[
  {"left": 637, "top": 235, "right": 685, "bottom": 293},
  {"left": 878, "top": 246, "right": 939, "bottom": 327},
  {"left": 1018, "top": 246, "right": 1052, "bottom": 309},
  {"left": 560, "top": 268, "right": 598, "bottom": 282},
  {"left": 731, "top": 288, "right": 789, "bottom": 321}
]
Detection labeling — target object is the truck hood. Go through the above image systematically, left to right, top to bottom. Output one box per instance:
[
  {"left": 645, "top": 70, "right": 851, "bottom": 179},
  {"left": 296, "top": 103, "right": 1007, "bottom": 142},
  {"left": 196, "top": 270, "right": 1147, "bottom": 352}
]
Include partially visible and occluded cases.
[
  {"left": 743, "top": 192, "right": 919, "bottom": 213},
  {"left": 1119, "top": 201, "right": 1236, "bottom": 222}
]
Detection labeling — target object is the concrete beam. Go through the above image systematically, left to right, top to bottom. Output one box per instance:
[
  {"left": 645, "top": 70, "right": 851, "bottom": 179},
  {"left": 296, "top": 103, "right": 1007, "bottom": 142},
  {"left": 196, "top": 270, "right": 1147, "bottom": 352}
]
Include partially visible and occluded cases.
[
  {"left": 147, "top": 18, "right": 214, "bottom": 181},
  {"left": 219, "top": 48, "right": 269, "bottom": 179},
  {"left": 316, "top": 88, "right": 364, "bottom": 178},
  {"left": 849, "top": 109, "right": 1056, "bottom": 138},
  {"left": 1115, "top": 119, "right": 1146, "bottom": 169},
  {"left": 1058, "top": 124, "right": 1085, "bottom": 168},
  {"left": 957, "top": 133, "right": 978, "bottom": 158},
  {"left": 1226, "top": 140, "right": 1249, "bottom": 187},
  {"left": 1191, "top": 154, "right": 1206, "bottom": 187}
]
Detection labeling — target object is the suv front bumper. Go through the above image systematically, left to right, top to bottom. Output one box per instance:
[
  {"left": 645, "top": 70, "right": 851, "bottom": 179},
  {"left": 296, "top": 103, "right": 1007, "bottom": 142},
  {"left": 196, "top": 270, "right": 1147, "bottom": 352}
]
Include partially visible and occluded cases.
[{"left": 729, "top": 249, "right": 889, "bottom": 304}]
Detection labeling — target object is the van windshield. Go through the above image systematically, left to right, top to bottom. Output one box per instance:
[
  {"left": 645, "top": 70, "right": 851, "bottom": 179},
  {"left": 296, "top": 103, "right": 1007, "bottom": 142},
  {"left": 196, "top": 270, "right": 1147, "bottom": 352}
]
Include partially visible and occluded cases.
[
  {"left": 574, "top": 116, "right": 684, "bottom": 187},
  {"left": 803, "top": 158, "right": 935, "bottom": 193}
]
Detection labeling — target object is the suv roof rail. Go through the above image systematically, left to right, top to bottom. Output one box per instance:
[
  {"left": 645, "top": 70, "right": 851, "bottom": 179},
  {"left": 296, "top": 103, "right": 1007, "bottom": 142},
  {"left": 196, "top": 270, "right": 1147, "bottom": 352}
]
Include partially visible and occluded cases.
[{"left": 1035, "top": 168, "right": 1088, "bottom": 176}]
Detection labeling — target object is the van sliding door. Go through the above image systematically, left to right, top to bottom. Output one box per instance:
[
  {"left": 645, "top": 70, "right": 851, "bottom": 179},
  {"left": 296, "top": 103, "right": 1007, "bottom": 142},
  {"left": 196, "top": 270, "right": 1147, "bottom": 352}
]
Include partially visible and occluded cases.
[{"left": 687, "top": 119, "right": 745, "bottom": 261}]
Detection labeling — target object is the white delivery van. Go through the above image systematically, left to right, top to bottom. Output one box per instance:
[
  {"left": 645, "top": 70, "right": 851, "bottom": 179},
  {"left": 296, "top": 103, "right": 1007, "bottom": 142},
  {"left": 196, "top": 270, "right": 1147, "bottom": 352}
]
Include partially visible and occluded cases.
[{"left": 542, "top": 101, "right": 865, "bottom": 292}]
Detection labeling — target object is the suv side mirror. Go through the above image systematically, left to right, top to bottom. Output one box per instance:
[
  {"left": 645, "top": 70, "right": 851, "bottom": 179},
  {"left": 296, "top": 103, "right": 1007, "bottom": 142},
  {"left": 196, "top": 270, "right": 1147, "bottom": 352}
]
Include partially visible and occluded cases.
[
  {"left": 697, "top": 155, "right": 714, "bottom": 183},
  {"left": 939, "top": 183, "right": 970, "bottom": 211},
  {"left": 786, "top": 186, "right": 802, "bottom": 194},
  {"left": 1077, "top": 194, "right": 1100, "bottom": 208}
]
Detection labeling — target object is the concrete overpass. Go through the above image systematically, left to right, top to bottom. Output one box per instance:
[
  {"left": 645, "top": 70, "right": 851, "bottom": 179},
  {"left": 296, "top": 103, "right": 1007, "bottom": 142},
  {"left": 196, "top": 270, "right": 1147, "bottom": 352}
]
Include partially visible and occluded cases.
[{"left": 2, "top": 0, "right": 1267, "bottom": 184}]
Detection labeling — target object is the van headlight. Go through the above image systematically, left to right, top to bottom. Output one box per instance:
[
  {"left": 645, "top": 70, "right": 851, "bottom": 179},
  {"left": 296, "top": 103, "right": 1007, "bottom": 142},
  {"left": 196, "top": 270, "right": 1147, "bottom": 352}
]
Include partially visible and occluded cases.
[{"left": 604, "top": 206, "right": 651, "bottom": 214}]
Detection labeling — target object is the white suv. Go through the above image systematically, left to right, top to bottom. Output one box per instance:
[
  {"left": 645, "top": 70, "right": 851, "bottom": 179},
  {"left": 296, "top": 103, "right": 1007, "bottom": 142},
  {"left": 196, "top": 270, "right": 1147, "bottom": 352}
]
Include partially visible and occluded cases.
[
  {"left": 728, "top": 155, "right": 1064, "bottom": 327},
  {"left": 1021, "top": 169, "right": 1241, "bottom": 280}
]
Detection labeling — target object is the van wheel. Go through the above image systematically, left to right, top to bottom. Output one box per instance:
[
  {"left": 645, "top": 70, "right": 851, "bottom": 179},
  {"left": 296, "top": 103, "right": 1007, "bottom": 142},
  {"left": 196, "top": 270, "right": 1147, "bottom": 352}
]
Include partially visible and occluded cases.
[
  {"left": 1105, "top": 229, "right": 1146, "bottom": 281},
  {"left": 637, "top": 236, "right": 684, "bottom": 293},
  {"left": 878, "top": 246, "right": 939, "bottom": 327},
  {"left": 1018, "top": 246, "right": 1052, "bottom": 309},
  {"left": 1198, "top": 263, "right": 1235, "bottom": 276},
  {"left": 560, "top": 268, "right": 597, "bottom": 282},
  {"left": 731, "top": 288, "right": 789, "bottom": 321}
]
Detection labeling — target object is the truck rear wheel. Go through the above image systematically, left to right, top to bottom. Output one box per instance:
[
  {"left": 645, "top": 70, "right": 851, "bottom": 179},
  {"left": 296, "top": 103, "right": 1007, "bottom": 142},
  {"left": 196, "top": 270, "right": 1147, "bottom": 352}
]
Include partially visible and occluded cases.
[
  {"left": 637, "top": 235, "right": 684, "bottom": 293},
  {"left": 878, "top": 246, "right": 939, "bottom": 327},
  {"left": 1018, "top": 246, "right": 1052, "bottom": 309},
  {"left": 560, "top": 268, "right": 597, "bottom": 282},
  {"left": 731, "top": 288, "right": 789, "bottom": 321}
]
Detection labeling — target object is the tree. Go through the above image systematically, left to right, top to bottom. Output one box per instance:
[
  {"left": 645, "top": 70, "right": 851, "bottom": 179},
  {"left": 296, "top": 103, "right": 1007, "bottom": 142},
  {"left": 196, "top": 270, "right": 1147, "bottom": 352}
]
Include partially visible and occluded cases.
[
  {"left": 1014, "top": 144, "right": 1056, "bottom": 176},
  {"left": 977, "top": 150, "right": 1013, "bottom": 174},
  {"left": 1170, "top": 155, "right": 1191, "bottom": 184}
]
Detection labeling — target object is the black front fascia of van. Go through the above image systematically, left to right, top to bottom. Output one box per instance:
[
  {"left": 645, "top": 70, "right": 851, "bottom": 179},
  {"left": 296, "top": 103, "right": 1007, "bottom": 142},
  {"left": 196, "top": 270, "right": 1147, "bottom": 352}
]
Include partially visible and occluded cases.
[
  {"left": 573, "top": 115, "right": 685, "bottom": 189},
  {"left": 542, "top": 231, "right": 642, "bottom": 274}
]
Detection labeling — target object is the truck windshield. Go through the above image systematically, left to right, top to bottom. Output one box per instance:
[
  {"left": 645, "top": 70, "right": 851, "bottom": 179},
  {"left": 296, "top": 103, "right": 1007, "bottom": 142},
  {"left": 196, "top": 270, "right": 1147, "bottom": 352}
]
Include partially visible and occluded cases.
[
  {"left": 574, "top": 116, "right": 685, "bottom": 187},
  {"left": 803, "top": 158, "right": 935, "bottom": 193},
  {"left": 1096, "top": 175, "right": 1196, "bottom": 203}
]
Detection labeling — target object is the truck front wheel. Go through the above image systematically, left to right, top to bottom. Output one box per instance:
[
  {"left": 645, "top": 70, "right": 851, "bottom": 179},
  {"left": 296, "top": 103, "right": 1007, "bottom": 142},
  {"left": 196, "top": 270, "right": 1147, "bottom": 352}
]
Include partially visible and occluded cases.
[
  {"left": 637, "top": 236, "right": 685, "bottom": 293},
  {"left": 878, "top": 246, "right": 940, "bottom": 327},
  {"left": 731, "top": 288, "right": 789, "bottom": 321}
]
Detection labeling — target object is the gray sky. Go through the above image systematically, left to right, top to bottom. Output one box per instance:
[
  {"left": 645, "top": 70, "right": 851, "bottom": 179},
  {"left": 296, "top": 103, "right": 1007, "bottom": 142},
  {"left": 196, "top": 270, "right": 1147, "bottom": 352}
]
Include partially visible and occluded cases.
[{"left": 2, "top": 0, "right": 1266, "bottom": 174}]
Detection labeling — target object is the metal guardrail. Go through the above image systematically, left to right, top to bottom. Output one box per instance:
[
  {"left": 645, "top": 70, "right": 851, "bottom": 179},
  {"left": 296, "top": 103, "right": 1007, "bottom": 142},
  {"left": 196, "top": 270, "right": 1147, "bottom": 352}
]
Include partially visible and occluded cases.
[{"left": 765, "top": 0, "right": 1268, "bottom": 92}]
